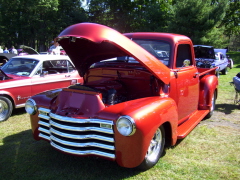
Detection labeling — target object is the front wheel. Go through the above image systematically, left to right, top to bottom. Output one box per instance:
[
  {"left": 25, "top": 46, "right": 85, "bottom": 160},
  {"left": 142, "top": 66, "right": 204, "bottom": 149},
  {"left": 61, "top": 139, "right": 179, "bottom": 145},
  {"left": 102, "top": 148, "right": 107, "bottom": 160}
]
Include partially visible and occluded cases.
[
  {"left": 0, "top": 96, "right": 13, "bottom": 122},
  {"left": 137, "top": 126, "right": 165, "bottom": 171}
]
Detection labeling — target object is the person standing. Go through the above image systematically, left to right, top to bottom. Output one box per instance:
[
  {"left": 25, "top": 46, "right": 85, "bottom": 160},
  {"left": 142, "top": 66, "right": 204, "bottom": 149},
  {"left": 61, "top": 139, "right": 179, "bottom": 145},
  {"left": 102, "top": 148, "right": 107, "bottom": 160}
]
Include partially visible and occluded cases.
[
  {"left": 51, "top": 42, "right": 61, "bottom": 55},
  {"left": 0, "top": 46, "right": 3, "bottom": 53},
  {"left": 11, "top": 46, "right": 18, "bottom": 54},
  {"left": 3, "top": 47, "right": 9, "bottom": 53}
]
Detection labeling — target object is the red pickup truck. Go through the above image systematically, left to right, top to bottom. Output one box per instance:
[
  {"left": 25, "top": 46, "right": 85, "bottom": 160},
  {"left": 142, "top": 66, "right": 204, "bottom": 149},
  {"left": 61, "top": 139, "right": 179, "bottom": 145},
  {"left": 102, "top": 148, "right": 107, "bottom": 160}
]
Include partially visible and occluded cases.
[{"left": 26, "top": 23, "right": 218, "bottom": 170}]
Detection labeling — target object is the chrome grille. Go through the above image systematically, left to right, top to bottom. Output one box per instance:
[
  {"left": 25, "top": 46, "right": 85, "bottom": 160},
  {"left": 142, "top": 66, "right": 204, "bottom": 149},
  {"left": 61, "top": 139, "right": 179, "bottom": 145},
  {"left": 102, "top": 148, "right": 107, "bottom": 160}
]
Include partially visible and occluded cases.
[{"left": 38, "top": 107, "right": 115, "bottom": 159}]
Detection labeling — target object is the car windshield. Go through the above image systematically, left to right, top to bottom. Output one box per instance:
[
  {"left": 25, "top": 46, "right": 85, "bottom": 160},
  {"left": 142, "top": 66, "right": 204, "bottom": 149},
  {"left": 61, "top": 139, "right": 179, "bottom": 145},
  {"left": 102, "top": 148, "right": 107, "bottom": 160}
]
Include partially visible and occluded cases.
[
  {"left": 98, "top": 39, "right": 171, "bottom": 67},
  {"left": 133, "top": 39, "right": 170, "bottom": 66},
  {"left": 1, "top": 58, "right": 39, "bottom": 76}
]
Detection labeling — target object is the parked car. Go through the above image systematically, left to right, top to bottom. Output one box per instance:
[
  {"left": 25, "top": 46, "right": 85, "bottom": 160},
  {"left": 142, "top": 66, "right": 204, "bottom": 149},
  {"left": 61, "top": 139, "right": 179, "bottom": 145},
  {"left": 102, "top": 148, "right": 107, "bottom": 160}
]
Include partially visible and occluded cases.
[
  {"left": 26, "top": 23, "right": 218, "bottom": 170},
  {"left": 0, "top": 45, "right": 39, "bottom": 67},
  {"left": 194, "top": 45, "right": 228, "bottom": 76},
  {"left": 214, "top": 48, "right": 234, "bottom": 69},
  {"left": 0, "top": 53, "right": 16, "bottom": 66},
  {"left": 0, "top": 55, "right": 82, "bottom": 122}
]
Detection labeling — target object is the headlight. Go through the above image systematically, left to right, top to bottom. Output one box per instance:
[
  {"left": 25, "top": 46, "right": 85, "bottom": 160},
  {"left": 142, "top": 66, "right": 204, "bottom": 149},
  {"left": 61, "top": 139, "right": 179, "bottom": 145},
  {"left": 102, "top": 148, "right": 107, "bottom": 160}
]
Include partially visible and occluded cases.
[
  {"left": 25, "top": 99, "right": 37, "bottom": 115},
  {"left": 116, "top": 116, "right": 136, "bottom": 136}
]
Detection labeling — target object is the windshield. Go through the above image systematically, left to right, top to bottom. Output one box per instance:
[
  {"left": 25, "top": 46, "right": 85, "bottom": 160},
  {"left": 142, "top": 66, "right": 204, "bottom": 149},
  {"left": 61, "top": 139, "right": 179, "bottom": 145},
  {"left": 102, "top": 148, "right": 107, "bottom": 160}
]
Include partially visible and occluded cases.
[
  {"left": 98, "top": 39, "right": 171, "bottom": 67},
  {"left": 133, "top": 39, "right": 170, "bottom": 66},
  {"left": 1, "top": 58, "right": 39, "bottom": 76}
]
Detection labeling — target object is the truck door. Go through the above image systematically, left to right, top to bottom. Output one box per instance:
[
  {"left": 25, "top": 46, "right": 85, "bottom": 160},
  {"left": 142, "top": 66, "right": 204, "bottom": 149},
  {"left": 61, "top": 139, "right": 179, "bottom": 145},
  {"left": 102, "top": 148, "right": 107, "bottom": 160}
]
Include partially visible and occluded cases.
[{"left": 174, "top": 44, "right": 199, "bottom": 120}]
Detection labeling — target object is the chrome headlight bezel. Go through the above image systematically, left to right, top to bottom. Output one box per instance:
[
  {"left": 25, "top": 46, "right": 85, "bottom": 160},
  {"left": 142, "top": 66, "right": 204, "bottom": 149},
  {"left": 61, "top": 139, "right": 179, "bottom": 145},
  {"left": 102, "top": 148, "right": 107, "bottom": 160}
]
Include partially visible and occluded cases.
[
  {"left": 25, "top": 99, "right": 37, "bottom": 115},
  {"left": 116, "top": 116, "right": 136, "bottom": 136}
]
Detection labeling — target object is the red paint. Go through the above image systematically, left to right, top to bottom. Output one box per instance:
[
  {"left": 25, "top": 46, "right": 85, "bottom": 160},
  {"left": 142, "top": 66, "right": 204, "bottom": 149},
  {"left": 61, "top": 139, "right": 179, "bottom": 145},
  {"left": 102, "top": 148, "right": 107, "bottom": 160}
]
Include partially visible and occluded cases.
[{"left": 29, "top": 23, "right": 218, "bottom": 169}]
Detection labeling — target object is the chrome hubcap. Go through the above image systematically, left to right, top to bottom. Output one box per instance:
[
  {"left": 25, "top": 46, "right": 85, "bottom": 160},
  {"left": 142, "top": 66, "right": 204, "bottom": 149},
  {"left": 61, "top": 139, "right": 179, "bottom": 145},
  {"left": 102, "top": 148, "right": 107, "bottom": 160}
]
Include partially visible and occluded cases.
[
  {"left": 210, "top": 93, "right": 215, "bottom": 111},
  {"left": 0, "top": 100, "right": 9, "bottom": 120},
  {"left": 146, "top": 128, "right": 162, "bottom": 162}
]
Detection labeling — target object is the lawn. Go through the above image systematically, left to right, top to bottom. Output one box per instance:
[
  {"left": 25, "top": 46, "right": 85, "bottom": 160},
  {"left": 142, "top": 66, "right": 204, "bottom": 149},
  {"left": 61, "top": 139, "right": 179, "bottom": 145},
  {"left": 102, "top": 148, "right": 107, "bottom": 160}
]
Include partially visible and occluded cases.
[{"left": 0, "top": 52, "right": 240, "bottom": 180}]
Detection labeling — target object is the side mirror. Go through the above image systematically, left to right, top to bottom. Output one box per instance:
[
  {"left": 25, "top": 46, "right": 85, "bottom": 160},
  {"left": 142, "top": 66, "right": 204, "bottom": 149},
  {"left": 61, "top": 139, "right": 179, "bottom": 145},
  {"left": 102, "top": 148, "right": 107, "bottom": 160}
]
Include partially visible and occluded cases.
[
  {"left": 183, "top": 59, "right": 191, "bottom": 67},
  {"left": 40, "top": 71, "right": 48, "bottom": 77}
]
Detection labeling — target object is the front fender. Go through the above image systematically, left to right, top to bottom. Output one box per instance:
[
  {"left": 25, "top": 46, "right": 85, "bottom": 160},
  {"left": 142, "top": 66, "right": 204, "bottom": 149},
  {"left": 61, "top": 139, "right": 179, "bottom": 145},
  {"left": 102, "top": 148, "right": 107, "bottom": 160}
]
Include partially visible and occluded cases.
[
  {"left": 199, "top": 75, "right": 218, "bottom": 110},
  {"left": 29, "top": 88, "right": 62, "bottom": 139},
  {"left": 0, "top": 90, "right": 16, "bottom": 106},
  {"left": 98, "top": 96, "right": 178, "bottom": 168}
]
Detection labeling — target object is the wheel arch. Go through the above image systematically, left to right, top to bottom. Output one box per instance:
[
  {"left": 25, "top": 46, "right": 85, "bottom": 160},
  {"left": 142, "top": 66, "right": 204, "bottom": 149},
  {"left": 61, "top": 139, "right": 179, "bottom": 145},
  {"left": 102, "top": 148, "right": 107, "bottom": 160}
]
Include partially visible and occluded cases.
[
  {"left": 199, "top": 74, "right": 218, "bottom": 110},
  {"left": 0, "top": 93, "right": 15, "bottom": 109},
  {"left": 114, "top": 97, "right": 179, "bottom": 168},
  {"left": 162, "top": 121, "right": 173, "bottom": 147}
]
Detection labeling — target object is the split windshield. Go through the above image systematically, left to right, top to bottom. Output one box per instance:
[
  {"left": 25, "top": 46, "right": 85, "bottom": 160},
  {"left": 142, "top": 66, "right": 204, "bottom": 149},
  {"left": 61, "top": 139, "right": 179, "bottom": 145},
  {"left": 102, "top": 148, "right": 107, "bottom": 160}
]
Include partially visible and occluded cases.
[
  {"left": 100, "top": 39, "right": 171, "bottom": 67},
  {"left": 134, "top": 39, "right": 170, "bottom": 66}
]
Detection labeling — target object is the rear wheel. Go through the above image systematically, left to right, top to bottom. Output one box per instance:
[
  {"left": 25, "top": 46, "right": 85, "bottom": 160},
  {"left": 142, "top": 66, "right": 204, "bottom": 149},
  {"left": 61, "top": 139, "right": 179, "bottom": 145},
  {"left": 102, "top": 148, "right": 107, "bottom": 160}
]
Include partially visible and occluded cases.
[
  {"left": 221, "top": 67, "right": 228, "bottom": 75},
  {"left": 205, "top": 91, "right": 216, "bottom": 119},
  {"left": 0, "top": 96, "right": 13, "bottom": 122},
  {"left": 137, "top": 126, "right": 165, "bottom": 171}
]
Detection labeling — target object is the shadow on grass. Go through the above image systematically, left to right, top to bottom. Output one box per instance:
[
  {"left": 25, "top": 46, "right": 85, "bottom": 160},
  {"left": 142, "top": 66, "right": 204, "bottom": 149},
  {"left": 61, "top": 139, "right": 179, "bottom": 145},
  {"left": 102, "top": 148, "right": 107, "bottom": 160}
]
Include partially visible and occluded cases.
[
  {"left": 215, "top": 103, "right": 239, "bottom": 114},
  {"left": 11, "top": 107, "right": 26, "bottom": 116},
  {"left": 0, "top": 130, "right": 141, "bottom": 180}
]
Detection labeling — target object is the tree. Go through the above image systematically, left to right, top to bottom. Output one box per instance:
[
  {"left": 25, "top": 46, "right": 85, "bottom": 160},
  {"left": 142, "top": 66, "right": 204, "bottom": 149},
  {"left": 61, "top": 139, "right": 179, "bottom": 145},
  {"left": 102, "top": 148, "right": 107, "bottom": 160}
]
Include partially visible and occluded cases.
[
  {"left": 0, "top": 0, "right": 88, "bottom": 51},
  {"left": 88, "top": 0, "right": 171, "bottom": 33},
  {"left": 167, "top": 0, "right": 228, "bottom": 45},
  {"left": 221, "top": 0, "right": 240, "bottom": 36}
]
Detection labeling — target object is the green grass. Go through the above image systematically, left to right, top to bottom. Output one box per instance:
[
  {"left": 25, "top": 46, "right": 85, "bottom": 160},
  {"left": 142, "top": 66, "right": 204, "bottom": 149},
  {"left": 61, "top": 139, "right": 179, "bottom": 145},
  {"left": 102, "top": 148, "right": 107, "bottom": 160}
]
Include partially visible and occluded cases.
[{"left": 0, "top": 52, "right": 240, "bottom": 180}]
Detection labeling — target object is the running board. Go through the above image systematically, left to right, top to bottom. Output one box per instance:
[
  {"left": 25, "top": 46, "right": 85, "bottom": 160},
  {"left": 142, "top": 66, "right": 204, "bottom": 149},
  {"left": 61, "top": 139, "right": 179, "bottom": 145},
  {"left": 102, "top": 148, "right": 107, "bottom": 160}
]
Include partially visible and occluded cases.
[{"left": 177, "top": 110, "right": 209, "bottom": 139}]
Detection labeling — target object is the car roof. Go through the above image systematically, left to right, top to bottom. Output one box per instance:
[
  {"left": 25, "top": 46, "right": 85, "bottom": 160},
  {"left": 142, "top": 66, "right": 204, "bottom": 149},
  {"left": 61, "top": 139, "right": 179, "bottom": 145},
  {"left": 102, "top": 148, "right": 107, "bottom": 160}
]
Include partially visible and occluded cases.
[
  {"left": 194, "top": 45, "right": 213, "bottom": 48},
  {"left": 11, "top": 55, "right": 70, "bottom": 61}
]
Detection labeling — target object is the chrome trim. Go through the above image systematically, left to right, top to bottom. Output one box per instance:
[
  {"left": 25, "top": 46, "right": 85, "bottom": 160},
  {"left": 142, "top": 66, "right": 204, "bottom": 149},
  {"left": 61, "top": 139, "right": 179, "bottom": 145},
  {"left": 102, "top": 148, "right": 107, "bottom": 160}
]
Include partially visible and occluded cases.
[
  {"left": 25, "top": 98, "right": 38, "bottom": 115},
  {"left": 16, "top": 103, "right": 25, "bottom": 108},
  {"left": 39, "top": 107, "right": 51, "bottom": 114},
  {"left": 37, "top": 108, "right": 115, "bottom": 160},
  {"left": 50, "top": 113, "right": 113, "bottom": 126},
  {"left": 38, "top": 114, "right": 51, "bottom": 120},
  {"left": 116, "top": 115, "right": 136, "bottom": 136},
  {"left": 50, "top": 120, "right": 113, "bottom": 134},
  {"left": 38, "top": 121, "right": 50, "bottom": 128},
  {"left": 39, "top": 127, "right": 50, "bottom": 134},
  {"left": 50, "top": 127, "right": 114, "bottom": 142},
  {"left": 39, "top": 133, "right": 51, "bottom": 141},
  {"left": 50, "top": 135, "right": 114, "bottom": 150},
  {"left": 51, "top": 141, "right": 115, "bottom": 159}
]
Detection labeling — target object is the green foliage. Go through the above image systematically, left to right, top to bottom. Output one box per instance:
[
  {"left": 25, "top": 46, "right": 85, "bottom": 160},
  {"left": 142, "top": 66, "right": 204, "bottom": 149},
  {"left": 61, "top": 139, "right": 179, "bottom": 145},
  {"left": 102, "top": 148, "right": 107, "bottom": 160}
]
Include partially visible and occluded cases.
[
  {"left": 0, "top": 0, "right": 239, "bottom": 50},
  {"left": 0, "top": 0, "right": 87, "bottom": 51},
  {"left": 88, "top": 0, "right": 171, "bottom": 32},
  {"left": 167, "top": 0, "right": 227, "bottom": 45},
  {"left": 222, "top": 0, "right": 240, "bottom": 36},
  {"left": 200, "top": 26, "right": 229, "bottom": 48},
  {"left": 229, "top": 34, "right": 240, "bottom": 51}
]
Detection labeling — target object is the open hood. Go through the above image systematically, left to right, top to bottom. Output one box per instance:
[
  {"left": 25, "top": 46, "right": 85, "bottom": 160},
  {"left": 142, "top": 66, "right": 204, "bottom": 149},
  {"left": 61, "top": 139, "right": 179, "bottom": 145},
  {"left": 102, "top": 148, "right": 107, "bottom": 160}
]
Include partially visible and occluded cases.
[
  {"left": 57, "top": 23, "right": 170, "bottom": 84},
  {"left": 19, "top": 45, "right": 39, "bottom": 55}
]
